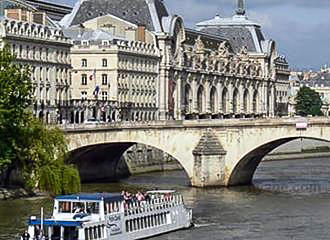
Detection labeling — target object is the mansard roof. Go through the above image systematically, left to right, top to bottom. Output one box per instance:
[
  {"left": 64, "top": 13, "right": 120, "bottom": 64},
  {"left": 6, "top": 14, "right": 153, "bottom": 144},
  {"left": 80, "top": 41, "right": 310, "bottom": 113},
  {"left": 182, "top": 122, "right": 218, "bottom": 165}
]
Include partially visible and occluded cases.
[
  {"left": 0, "top": 0, "right": 59, "bottom": 28},
  {"left": 25, "top": 0, "right": 73, "bottom": 21},
  {"left": 60, "top": 0, "right": 169, "bottom": 32},
  {"left": 196, "top": 14, "right": 266, "bottom": 54},
  {"left": 200, "top": 26, "right": 256, "bottom": 53}
]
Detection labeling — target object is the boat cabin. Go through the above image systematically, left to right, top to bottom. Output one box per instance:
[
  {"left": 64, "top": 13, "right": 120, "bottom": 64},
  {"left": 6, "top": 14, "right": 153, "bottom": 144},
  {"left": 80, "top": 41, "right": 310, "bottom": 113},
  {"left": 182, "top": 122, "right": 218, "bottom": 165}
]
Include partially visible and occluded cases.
[{"left": 27, "top": 193, "right": 123, "bottom": 240}]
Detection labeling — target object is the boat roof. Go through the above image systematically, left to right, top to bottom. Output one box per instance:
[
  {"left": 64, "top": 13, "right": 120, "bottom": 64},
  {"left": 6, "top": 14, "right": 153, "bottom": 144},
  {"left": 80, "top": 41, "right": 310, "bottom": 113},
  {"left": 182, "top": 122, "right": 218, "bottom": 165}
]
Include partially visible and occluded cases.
[
  {"left": 146, "top": 190, "right": 176, "bottom": 194},
  {"left": 56, "top": 193, "right": 123, "bottom": 202}
]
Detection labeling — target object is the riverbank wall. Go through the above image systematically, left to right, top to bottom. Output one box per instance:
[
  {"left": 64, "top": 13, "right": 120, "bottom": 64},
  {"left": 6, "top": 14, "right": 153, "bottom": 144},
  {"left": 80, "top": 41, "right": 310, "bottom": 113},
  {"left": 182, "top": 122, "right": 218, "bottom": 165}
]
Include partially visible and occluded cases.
[
  {"left": 264, "top": 139, "right": 330, "bottom": 161},
  {"left": 120, "top": 144, "right": 182, "bottom": 175},
  {"left": 0, "top": 187, "right": 33, "bottom": 200}
]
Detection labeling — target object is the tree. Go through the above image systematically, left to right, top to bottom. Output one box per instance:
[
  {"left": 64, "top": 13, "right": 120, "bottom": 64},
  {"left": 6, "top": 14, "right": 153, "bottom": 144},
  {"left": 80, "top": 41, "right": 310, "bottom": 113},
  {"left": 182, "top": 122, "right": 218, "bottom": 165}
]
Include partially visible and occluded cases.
[
  {"left": 0, "top": 47, "right": 80, "bottom": 195},
  {"left": 0, "top": 47, "right": 32, "bottom": 181},
  {"left": 295, "top": 86, "right": 323, "bottom": 116},
  {"left": 20, "top": 118, "right": 81, "bottom": 195}
]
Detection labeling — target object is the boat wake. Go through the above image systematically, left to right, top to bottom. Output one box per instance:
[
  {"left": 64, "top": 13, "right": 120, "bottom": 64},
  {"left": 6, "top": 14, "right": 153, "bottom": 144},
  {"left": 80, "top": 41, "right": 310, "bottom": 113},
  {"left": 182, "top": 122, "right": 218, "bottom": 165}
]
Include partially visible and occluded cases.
[{"left": 193, "top": 222, "right": 217, "bottom": 228}]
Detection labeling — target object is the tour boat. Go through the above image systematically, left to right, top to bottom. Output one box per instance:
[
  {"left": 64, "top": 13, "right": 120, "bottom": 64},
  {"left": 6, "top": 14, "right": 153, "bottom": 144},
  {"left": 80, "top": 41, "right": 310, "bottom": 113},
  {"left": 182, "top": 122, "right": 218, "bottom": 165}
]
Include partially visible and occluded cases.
[{"left": 24, "top": 190, "right": 193, "bottom": 240}]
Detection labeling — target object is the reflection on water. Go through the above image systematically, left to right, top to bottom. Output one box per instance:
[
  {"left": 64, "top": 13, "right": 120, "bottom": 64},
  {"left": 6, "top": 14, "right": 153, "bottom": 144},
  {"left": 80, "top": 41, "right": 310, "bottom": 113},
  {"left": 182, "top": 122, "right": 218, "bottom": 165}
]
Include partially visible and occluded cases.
[{"left": 2, "top": 158, "right": 330, "bottom": 239}]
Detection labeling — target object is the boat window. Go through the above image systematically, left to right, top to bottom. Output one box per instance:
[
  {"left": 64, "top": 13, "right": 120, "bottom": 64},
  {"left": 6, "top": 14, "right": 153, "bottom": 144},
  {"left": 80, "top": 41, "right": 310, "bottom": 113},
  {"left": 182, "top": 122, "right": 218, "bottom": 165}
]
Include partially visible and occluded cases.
[
  {"left": 59, "top": 201, "right": 71, "bottom": 213},
  {"left": 72, "top": 202, "right": 86, "bottom": 213},
  {"left": 87, "top": 202, "right": 100, "bottom": 214},
  {"left": 97, "top": 225, "right": 102, "bottom": 238},
  {"left": 51, "top": 226, "right": 61, "bottom": 240},
  {"left": 93, "top": 226, "right": 97, "bottom": 239},
  {"left": 64, "top": 227, "right": 78, "bottom": 240},
  {"left": 89, "top": 227, "right": 93, "bottom": 240},
  {"left": 84, "top": 228, "right": 89, "bottom": 240}
]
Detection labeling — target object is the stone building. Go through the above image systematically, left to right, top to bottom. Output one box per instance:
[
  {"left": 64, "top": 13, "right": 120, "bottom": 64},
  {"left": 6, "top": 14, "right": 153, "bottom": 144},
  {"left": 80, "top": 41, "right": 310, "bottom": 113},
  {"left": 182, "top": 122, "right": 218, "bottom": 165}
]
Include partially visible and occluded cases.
[
  {"left": 0, "top": 0, "right": 72, "bottom": 123},
  {"left": 60, "top": 0, "right": 289, "bottom": 121},
  {"left": 63, "top": 19, "right": 160, "bottom": 123}
]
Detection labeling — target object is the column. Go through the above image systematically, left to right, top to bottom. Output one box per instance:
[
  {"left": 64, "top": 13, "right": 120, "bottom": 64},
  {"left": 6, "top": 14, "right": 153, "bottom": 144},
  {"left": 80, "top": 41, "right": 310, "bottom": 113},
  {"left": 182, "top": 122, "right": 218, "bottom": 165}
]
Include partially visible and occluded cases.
[
  {"left": 175, "top": 74, "right": 183, "bottom": 120},
  {"left": 216, "top": 80, "right": 222, "bottom": 114},
  {"left": 227, "top": 80, "right": 233, "bottom": 115},
  {"left": 238, "top": 81, "right": 244, "bottom": 116}
]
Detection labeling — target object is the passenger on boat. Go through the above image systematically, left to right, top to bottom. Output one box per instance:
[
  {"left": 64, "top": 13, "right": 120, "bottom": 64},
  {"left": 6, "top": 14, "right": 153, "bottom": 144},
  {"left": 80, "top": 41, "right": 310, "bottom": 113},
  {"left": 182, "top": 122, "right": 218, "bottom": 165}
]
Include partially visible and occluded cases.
[
  {"left": 136, "top": 191, "right": 145, "bottom": 201},
  {"left": 144, "top": 192, "right": 151, "bottom": 201},
  {"left": 21, "top": 230, "right": 30, "bottom": 240},
  {"left": 37, "top": 230, "right": 45, "bottom": 240}
]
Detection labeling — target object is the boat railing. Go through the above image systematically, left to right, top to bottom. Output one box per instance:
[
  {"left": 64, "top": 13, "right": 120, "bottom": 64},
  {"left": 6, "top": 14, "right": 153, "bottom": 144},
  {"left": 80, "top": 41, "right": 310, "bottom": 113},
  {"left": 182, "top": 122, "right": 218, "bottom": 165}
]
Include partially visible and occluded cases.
[{"left": 124, "top": 194, "right": 184, "bottom": 216}]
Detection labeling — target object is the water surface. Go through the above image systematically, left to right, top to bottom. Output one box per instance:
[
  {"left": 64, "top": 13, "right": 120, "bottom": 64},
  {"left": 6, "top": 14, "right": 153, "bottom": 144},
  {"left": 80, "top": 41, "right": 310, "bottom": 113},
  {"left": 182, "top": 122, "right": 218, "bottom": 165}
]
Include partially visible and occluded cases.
[{"left": 2, "top": 158, "right": 330, "bottom": 240}]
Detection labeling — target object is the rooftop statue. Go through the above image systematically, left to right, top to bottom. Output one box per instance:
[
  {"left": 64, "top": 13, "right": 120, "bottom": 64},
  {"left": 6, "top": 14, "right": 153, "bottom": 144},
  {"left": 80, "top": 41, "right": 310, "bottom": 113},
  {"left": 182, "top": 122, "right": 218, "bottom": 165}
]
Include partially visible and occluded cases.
[
  {"left": 236, "top": 0, "right": 246, "bottom": 15},
  {"left": 194, "top": 35, "right": 205, "bottom": 53},
  {"left": 218, "top": 41, "right": 230, "bottom": 57}
]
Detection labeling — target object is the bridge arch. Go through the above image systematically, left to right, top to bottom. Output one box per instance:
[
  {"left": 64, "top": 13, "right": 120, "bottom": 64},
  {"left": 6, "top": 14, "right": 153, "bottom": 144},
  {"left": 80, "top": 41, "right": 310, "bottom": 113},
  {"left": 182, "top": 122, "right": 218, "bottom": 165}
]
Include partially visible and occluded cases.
[
  {"left": 65, "top": 126, "right": 205, "bottom": 185},
  {"left": 227, "top": 136, "right": 330, "bottom": 186},
  {"left": 68, "top": 140, "right": 191, "bottom": 184}
]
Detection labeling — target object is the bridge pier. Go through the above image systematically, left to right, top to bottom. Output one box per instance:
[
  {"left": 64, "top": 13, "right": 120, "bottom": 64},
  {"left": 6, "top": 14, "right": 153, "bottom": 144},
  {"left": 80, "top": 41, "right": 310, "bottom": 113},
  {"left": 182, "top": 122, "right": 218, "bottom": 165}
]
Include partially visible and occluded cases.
[{"left": 192, "top": 129, "right": 227, "bottom": 187}]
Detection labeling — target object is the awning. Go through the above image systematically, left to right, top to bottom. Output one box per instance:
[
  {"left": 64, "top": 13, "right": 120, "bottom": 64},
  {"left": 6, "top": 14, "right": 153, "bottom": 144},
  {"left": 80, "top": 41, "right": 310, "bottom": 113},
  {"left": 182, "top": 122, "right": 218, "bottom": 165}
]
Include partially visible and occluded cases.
[{"left": 28, "top": 219, "right": 83, "bottom": 227}]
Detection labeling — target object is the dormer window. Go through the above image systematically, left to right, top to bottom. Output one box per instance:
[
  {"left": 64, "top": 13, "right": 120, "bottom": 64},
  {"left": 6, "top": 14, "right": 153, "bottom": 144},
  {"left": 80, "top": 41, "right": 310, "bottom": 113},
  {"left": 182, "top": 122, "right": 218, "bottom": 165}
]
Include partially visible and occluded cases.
[
  {"left": 82, "top": 40, "right": 89, "bottom": 46},
  {"left": 102, "top": 40, "right": 109, "bottom": 46},
  {"left": 81, "top": 59, "right": 87, "bottom": 67},
  {"left": 102, "top": 59, "right": 107, "bottom": 67}
]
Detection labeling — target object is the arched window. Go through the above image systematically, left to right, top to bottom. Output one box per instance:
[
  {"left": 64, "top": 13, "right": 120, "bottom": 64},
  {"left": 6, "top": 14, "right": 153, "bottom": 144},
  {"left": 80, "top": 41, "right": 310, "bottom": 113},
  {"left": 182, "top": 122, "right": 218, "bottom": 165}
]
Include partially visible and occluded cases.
[
  {"left": 184, "top": 84, "right": 192, "bottom": 113},
  {"left": 197, "top": 86, "right": 204, "bottom": 113},
  {"left": 210, "top": 87, "right": 217, "bottom": 113},
  {"left": 222, "top": 88, "right": 228, "bottom": 113},
  {"left": 233, "top": 88, "right": 239, "bottom": 114},
  {"left": 243, "top": 89, "right": 249, "bottom": 113},
  {"left": 253, "top": 90, "right": 258, "bottom": 112}
]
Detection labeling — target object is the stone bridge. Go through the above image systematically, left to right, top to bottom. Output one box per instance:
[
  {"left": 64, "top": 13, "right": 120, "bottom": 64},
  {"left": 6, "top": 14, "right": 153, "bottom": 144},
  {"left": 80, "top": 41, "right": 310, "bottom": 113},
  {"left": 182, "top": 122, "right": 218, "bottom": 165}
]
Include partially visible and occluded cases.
[{"left": 62, "top": 117, "right": 330, "bottom": 187}]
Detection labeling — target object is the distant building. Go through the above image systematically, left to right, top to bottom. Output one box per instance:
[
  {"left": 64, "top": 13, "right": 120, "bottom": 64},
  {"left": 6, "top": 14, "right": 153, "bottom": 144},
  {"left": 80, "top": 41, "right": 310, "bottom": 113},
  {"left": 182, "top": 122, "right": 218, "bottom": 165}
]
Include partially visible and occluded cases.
[
  {"left": 0, "top": 0, "right": 72, "bottom": 123},
  {"left": 60, "top": 0, "right": 289, "bottom": 122},
  {"left": 289, "top": 70, "right": 330, "bottom": 116},
  {"left": 301, "top": 72, "right": 330, "bottom": 116}
]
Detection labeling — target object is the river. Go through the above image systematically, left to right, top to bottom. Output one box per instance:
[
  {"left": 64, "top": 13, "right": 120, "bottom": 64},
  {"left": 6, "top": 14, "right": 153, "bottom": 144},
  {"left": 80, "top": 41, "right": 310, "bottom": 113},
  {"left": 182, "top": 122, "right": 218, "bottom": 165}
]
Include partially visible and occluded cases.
[{"left": 2, "top": 157, "right": 330, "bottom": 240}]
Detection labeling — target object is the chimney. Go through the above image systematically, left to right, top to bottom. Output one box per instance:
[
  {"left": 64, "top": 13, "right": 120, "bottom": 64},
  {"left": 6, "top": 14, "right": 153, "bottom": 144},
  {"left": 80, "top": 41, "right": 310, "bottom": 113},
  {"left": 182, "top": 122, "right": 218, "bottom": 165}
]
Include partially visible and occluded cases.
[
  {"left": 5, "top": 8, "right": 21, "bottom": 21},
  {"left": 137, "top": 25, "right": 145, "bottom": 42}
]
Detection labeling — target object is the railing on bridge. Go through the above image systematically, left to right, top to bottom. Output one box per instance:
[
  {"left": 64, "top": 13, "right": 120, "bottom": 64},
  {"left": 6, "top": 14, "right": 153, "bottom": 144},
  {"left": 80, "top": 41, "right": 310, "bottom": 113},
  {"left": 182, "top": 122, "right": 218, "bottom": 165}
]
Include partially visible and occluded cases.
[{"left": 56, "top": 117, "right": 330, "bottom": 132}]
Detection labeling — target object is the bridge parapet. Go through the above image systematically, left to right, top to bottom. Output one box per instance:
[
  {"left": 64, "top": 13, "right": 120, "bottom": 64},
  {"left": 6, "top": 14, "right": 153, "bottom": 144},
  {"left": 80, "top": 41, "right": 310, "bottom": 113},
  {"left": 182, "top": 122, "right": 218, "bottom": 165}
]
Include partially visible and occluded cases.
[{"left": 60, "top": 117, "right": 330, "bottom": 132}]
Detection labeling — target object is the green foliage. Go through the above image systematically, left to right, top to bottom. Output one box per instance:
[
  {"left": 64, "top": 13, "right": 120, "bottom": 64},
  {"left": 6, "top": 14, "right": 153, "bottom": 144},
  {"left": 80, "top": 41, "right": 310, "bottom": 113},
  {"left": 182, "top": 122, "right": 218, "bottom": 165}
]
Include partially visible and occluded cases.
[
  {"left": 0, "top": 47, "right": 81, "bottom": 195},
  {"left": 0, "top": 47, "right": 32, "bottom": 174},
  {"left": 295, "top": 86, "right": 323, "bottom": 116},
  {"left": 19, "top": 118, "right": 81, "bottom": 195},
  {"left": 62, "top": 165, "right": 81, "bottom": 195}
]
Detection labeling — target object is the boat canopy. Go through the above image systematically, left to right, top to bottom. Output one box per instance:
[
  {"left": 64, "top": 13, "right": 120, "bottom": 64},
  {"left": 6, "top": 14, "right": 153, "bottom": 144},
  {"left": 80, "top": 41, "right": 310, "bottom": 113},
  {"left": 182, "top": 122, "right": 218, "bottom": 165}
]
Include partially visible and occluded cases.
[
  {"left": 146, "top": 190, "right": 176, "bottom": 194},
  {"left": 56, "top": 193, "right": 123, "bottom": 202},
  {"left": 28, "top": 219, "right": 84, "bottom": 227}
]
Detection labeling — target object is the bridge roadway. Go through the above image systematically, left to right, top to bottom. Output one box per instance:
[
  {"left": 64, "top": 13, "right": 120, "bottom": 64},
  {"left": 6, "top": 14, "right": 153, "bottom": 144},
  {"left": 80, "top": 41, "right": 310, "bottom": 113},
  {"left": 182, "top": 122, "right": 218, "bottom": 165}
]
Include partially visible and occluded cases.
[{"left": 61, "top": 117, "right": 330, "bottom": 187}]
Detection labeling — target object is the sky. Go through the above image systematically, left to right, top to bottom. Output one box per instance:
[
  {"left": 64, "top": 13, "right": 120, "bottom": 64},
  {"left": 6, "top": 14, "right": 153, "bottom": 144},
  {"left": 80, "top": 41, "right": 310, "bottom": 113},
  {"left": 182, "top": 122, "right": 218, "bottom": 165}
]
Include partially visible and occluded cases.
[{"left": 53, "top": 0, "right": 330, "bottom": 71}]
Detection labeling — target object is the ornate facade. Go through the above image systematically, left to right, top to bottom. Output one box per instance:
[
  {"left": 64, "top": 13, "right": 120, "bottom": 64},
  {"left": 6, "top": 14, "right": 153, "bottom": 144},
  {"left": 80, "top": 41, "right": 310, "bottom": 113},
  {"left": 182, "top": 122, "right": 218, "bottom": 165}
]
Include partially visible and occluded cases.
[
  {"left": 0, "top": 0, "right": 72, "bottom": 123},
  {"left": 61, "top": 0, "right": 290, "bottom": 122},
  {"left": 65, "top": 13, "right": 160, "bottom": 123},
  {"left": 69, "top": 38, "right": 160, "bottom": 123}
]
